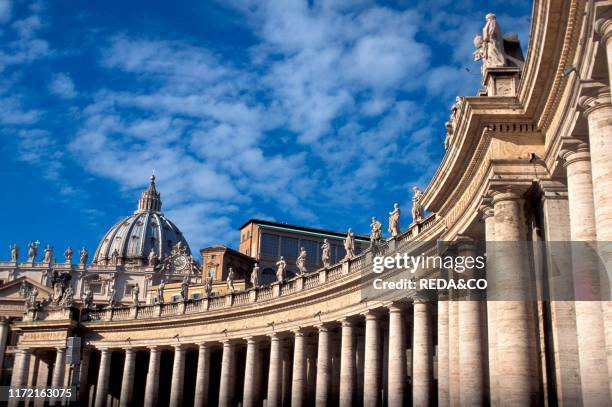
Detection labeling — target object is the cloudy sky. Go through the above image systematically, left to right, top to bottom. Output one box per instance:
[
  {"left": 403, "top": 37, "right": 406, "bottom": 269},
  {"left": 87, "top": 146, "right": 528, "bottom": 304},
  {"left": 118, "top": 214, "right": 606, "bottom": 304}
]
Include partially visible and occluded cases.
[{"left": 0, "top": 0, "right": 531, "bottom": 258}]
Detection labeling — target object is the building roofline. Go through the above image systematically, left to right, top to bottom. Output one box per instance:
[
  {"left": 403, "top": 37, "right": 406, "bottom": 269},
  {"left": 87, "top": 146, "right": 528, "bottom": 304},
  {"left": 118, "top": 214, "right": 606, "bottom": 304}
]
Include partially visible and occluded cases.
[
  {"left": 239, "top": 218, "right": 370, "bottom": 242},
  {"left": 199, "top": 244, "right": 256, "bottom": 261}
]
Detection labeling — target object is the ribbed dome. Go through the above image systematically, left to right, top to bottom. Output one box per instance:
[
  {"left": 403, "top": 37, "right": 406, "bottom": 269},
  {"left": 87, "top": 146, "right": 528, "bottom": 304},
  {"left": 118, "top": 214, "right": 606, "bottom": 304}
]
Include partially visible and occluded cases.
[{"left": 93, "top": 175, "right": 191, "bottom": 266}]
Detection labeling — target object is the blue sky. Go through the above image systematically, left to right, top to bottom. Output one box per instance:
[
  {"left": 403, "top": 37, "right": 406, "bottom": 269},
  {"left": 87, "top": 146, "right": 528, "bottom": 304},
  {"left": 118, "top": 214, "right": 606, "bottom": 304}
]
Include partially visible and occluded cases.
[{"left": 0, "top": 0, "right": 531, "bottom": 259}]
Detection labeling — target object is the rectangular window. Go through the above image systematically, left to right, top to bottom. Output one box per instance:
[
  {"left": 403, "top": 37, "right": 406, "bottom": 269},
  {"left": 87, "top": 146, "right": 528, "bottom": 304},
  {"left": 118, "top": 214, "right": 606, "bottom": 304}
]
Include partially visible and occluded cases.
[
  {"left": 260, "top": 233, "right": 279, "bottom": 257},
  {"left": 280, "top": 236, "right": 299, "bottom": 258},
  {"left": 90, "top": 282, "right": 103, "bottom": 294},
  {"left": 124, "top": 284, "right": 135, "bottom": 296},
  {"left": 191, "top": 293, "right": 202, "bottom": 300}
]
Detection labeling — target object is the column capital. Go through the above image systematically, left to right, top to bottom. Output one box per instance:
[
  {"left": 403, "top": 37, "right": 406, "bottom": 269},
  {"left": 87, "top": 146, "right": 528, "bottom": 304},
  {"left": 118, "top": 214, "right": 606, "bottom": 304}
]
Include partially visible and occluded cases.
[
  {"left": 595, "top": 18, "right": 612, "bottom": 42},
  {"left": 578, "top": 85, "right": 611, "bottom": 117},
  {"left": 559, "top": 138, "right": 590, "bottom": 166},
  {"left": 490, "top": 188, "right": 523, "bottom": 205},
  {"left": 478, "top": 201, "right": 494, "bottom": 221},
  {"left": 412, "top": 289, "right": 436, "bottom": 304},
  {"left": 387, "top": 302, "right": 407, "bottom": 313},
  {"left": 362, "top": 309, "right": 381, "bottom": 320},
  {"left": 339, "top": 316, "right": 356, "bottom": 327},
  {"left": 315, "top": 323, "right": 332, "bottom": 332},
  {"left": 292, "top": 328, "right": 306, "bottom": 337},
  {"left": 197, "top": 342, "right": 210, "bottom": 350},
  {"left": 172, "top": 343, "right": 185, "bottom": 351},
  {"left": 147, "top": 345, "right": 161, "bottom": 352},
  {"left": 124, "top": 347, "right": 135, "bottom": 354}
]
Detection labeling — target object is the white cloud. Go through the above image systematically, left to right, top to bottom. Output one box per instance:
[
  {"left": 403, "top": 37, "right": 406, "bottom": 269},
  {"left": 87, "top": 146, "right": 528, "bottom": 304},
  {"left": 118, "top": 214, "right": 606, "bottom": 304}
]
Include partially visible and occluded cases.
[
  {"left": 0, "top": 0, "right": 12, "bottom": 23},
  {"left": 49, "top": 73, "right": 76, "bottom": 99}
]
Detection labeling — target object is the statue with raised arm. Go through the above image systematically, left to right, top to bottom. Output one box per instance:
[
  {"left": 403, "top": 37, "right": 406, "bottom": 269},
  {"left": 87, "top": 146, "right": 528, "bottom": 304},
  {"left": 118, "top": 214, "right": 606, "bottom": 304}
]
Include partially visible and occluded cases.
[
  {"left": 411, "top": 186, "right": 424, "bottom": 223},
  {"left": 388, "top": 203, "right": 401, "bottom": 238},
  {"left": 370, "top": 217, "right": 383, "bottom": 244},
  {"left": 344, "top": 228, "right": 355, "bottom": 259},
  {"left": 321, "top": 239, "right": 331, "bottom": 268},
  {"left": 27, "top": 242, "right": 38, "bottom": 262},
  {"left": 10, "top": 244, "right": 18, "bottom": 262},
  {"left": 43, "top": 245, "right": 53, "bottom": 263},
  {"left": 64, "top": 247, "right": 73, "bottom": 264},
  {"left": 79, "top": 247, "right": 88, "bottom": 265},
  {"left": 296, "top": 247, "right": 307, "bottom": 275},
  {"left": 276, "top": 256, "right": 286, "bottom": 282},
  {"left": 251, "top": 263, "right": 260, "bottom": 287},
  {"left": 227, "top": 267, "right": 236, "bottom": 292},
  {"left": 181, "top": 275, "right": 189, "bottom": 301},
  {"left": 157, "top": 280, "right": 165, "bottom": 303},
  {"left": 131, "top": 284, "right": 140, "bottom": 306},
  {"left": 25, "top": 287, "right": 39, "bottom": 310}
]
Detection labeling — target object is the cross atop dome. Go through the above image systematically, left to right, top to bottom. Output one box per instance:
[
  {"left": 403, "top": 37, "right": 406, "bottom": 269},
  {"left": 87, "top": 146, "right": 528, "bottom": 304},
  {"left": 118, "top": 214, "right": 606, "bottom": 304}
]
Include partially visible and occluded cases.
[{"left": 136, "top": 173, "right": 162, "bottom": 213}]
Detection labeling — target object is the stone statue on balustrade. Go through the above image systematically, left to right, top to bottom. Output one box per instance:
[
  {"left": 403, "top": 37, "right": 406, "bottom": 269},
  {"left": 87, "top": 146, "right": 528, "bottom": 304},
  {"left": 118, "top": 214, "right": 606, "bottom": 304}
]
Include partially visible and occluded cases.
[
  {"left": 473, "top": 13, "right": 525, "bottom": 76},
  {"left": 411, "top": 186, "right": 424, "bottom": 223},
  {"left": 388, "top": 203, "right": 401, "bottom": 238},
  {"left": 370, "top": 217, "right": 383, "bottom": 245},
  {"left": 343, "top": 228, "right": 355, "bottom": 260},
  {"left": 321, "top": 239, "right": 331, "bottom": 268},
  {"left": 27, "top": 241, "right": 38, "bottom": 262},
  {"left": 10, "top": 244, "right": 18, "bottom": 262},
  {"left": 43, "top": 245, "right": 53, "bottom": 263},
  {"left": 64, "top": 247, "right": 73, "bottom": 264},
  {"left": 79, "top": 247, "right": 88, "bottom": 265},
  {"left": 148, "top": 247, "right": 158, "bottom": 267},
  {"left": 296, "top": 247, "right": 307, "bottom": 275},
  {"left": 110, "top": 249, "right": 119, "bottom": 266},
  {"left": 276, "top": 256, "right": 286, "bottom": 282},
  {"left": 251, "top": 263, "right": 260, "bottom": 287},
  {"left": 227, "top": 267, "right": 236, "bottom": 292},
  {"left": 181, "top": 275, "right": 189, "bottom": 301},
  {"left": 204, "top": 277, "right": 213, "bottom": 297},
  {"left": 108, "top": 279, "right": 116, "bottom": 306},
  {"left": 157, "top": 280, "right": 165, "bottom": 303},
  {"left": 131, "top": 284, "right": 140, "bottom": 306},
  {"left": 61, "top": 286, "right": 74, "bottom": 307},
  {"left": 25, "top": 287, "right": 39, "bottom": 311},
  {"left": 84, "top": 288, "right": 94, "bottom": 309}
]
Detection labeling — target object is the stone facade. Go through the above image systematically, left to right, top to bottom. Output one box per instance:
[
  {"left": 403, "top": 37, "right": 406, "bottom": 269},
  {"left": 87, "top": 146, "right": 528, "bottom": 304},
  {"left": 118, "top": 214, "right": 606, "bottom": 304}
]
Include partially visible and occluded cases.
[{"left": 1, "top": 1, "right": 612, "bottom": 406}]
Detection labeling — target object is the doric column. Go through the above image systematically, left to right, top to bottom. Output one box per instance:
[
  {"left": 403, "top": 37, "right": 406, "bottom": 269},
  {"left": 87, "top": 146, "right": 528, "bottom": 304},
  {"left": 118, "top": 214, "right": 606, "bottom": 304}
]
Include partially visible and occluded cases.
[
  {"left": 595, "top": 19, "right": 612, "bottom": 103},
  {"left": 560, "top": 140, "right": 611, "bottom": 405},
  {"left": 489, "top": 190, "right": 539, "bottom": 405},
  {"left": 480, "top": 202, "right": 498, "bottom": 405},
  {"left": 457, "top": 238, "right": 486, "bottom": 406},
  {"left": 437, "top": 294, "right": 449, "bottom": 407},
  {"left": 448, "top": 295, "right": 460, "bottom": 405},
  {"left": 412, "top": 297, "right": 433, "bottom": 406},
  {"left": 387, "top": 305, "right": 406, "bottom": 407},
  {"left": 363, "top": 311, "right": 381, "bottom": 407},
  {"left": 0, "top": 318, "right": 8, "bottom": 381},
  {"left": 339, "top": 318, "right": 356, "bottom": 407},
  {"left": 315, "top": 325, "right": 331, "bottom": 406},
  {"left": 291, "top": 329, "right": 307, "bottom": 407},
  {"left": 267, "top": 334, "right": 282, "bottom": 407},
  {"left": 243, "top": 337, "right": 259, "bottom": 407},
  {"left": 219, "top": 340, "right": 235, "bottom": 407},
  {"left": 194, "top": 343, "right": 211, "bottom": 407},
  {"left": 169, "top": 345, "right": 186, "bottom": 407},
  {"left": 143, "top": 346, "right": 161, "bottom": 407},
  {"left": 8, "top": 348, "right": 30, "bottom": 407},
  {"left": 49, "top": 348, "right": 66, "bottom": 406},
  {"left": 94, "top": 348, "right": 111, "bottom": 407},
  {"left": 119, "top": 348, "right": 136, "bottom": 407},
  {"left": 78, "top": 349, "right": 91, "bottom": 405}
]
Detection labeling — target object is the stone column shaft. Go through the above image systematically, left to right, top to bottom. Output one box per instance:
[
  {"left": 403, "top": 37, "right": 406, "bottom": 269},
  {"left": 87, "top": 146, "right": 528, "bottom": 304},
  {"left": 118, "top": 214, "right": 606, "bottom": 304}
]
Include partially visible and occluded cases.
[
  {"left": 595, "top": 20, "right": 612, "bottom": 104},
  {"left": 561, "top": 142, "right": 611, "bottom": 405},
  {"left": 437, "top": 298, "right": 449, "bottom": 407},
  {"left": 412, "top": 300, "right": 433, "bottom": 406},
  {"left": 387, "top": 306, "right": 406, "bottom": 407},
  {"left": 363, "top": 312, "right": 381, "bottom": 407},
  {"left": 0, "top": 318, "right": 8, "bottom": 381},
  {"left": 339, "top": 319, "right": 355, "bottom": 407},
  {"left": 315, "top": 326, "right": 331, "bottom": 406},
  {"left": 291, "top": 331, "right": 307, "bottom": 407},
  {"left": 267, "top": 334, "right": 282, "bottom": 407},
  {"left": 243, "top": 338, "right": 259, "bottom": 407},
  {"left": 219, "top": 341, "right": 235, "bottom": 407},
  {"left": 194, "top": 343, "right": 211, "bottom": 407},
  {"left": 169, "top": 345, "right": 185, "bottom": 407},
  {"left": 143, "top": 347, "right": 161, "bottom": 407},
  {"left": 49, "top": 348, "right": 66, "bottom": 406},
  {"left": 120, "top": 348, "right": 136, "bottom": 407},
  {"left": 8, "top": 349, "right": 30, "bottom": 407},
  {"left": 94, "top": 349, "right": 111, "bottom": 407},
  {"left": 78, "top": 350, "right": 91, "bottom": 406}
]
